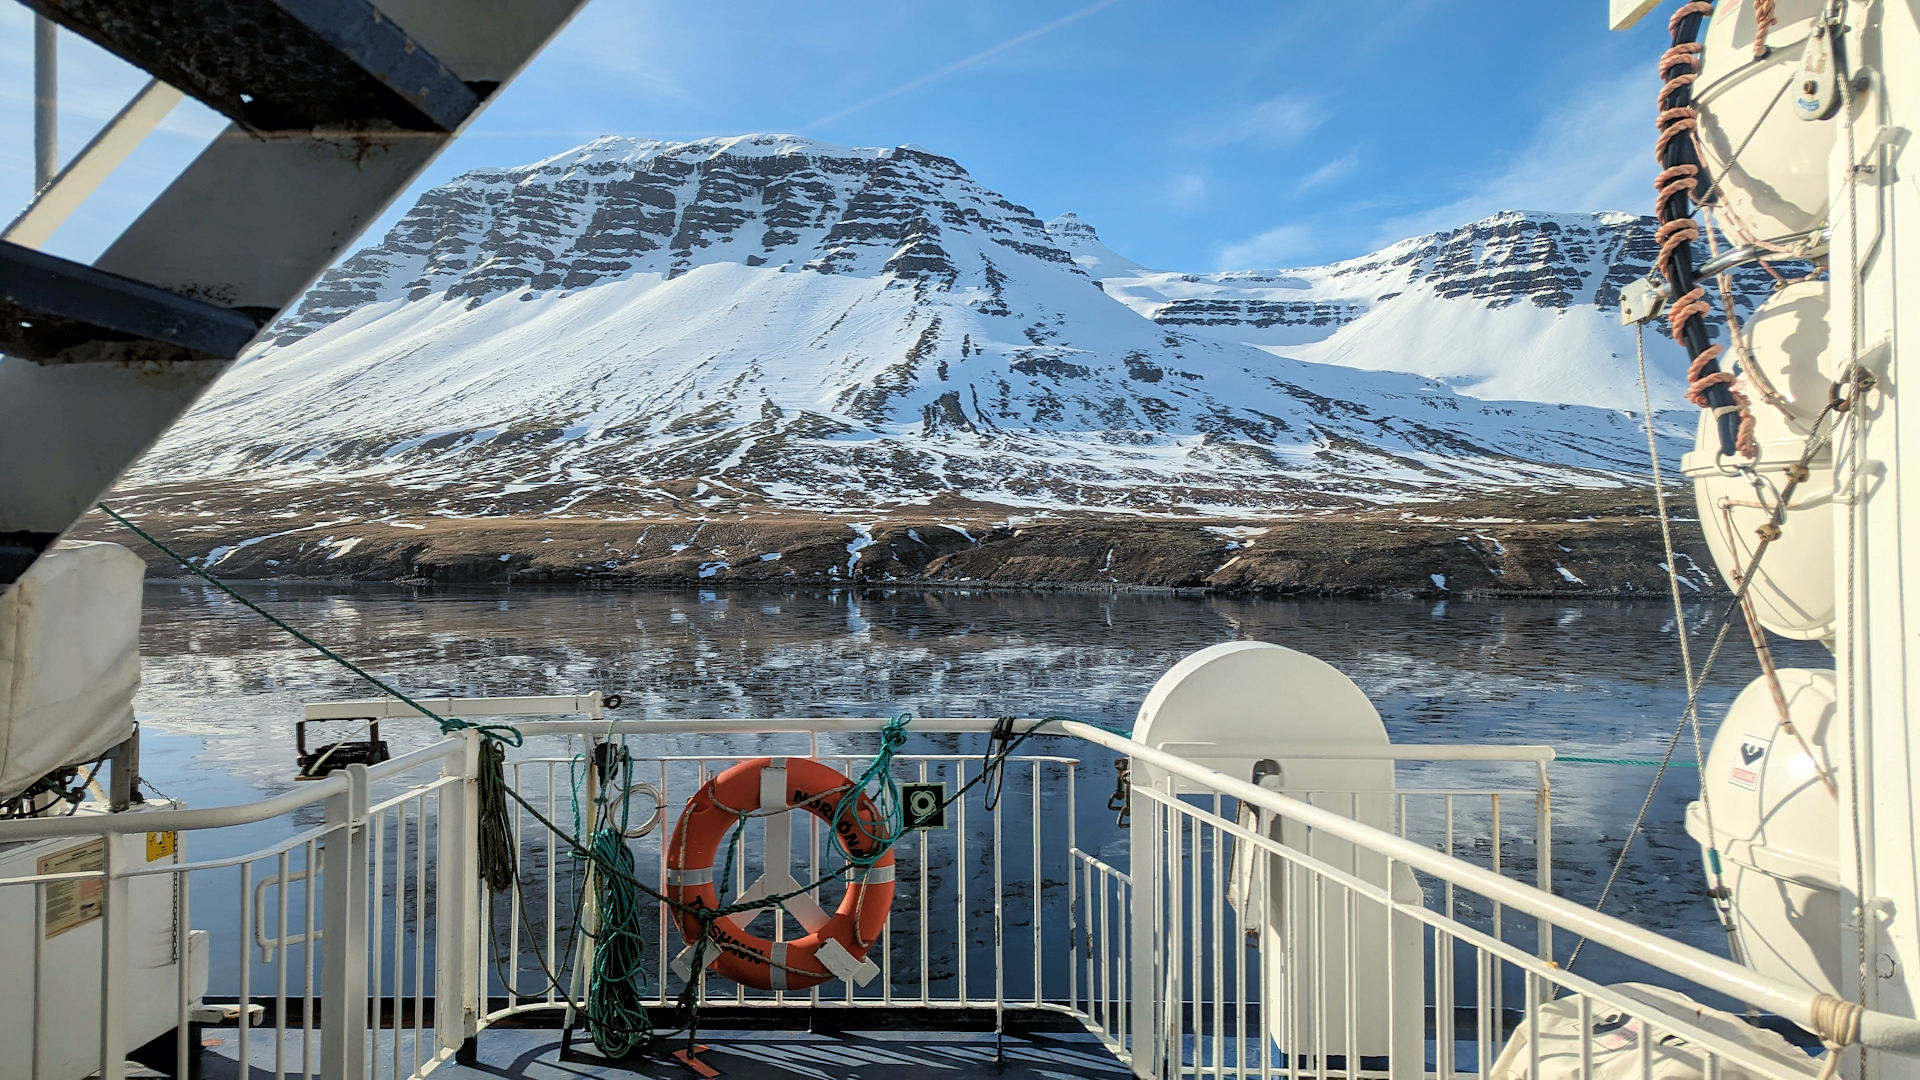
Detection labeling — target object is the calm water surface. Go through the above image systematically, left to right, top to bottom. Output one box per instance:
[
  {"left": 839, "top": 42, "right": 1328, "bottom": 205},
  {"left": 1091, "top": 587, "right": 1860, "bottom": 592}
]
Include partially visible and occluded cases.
[{"left": 129, "top": 583, "right": 1826, "bottom": 994}]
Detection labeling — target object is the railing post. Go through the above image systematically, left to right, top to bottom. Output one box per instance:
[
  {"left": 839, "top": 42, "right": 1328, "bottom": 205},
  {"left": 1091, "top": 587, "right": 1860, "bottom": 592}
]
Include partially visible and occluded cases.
[
  {"left": 435, "top": 731, "right": 482, "bottom": 1060},
  {"left": 320, "top": 764, "right": 371, "bottom": 1079},
  {"left": 1535, "top": 765, "right": 1553, "bottom": 964},
  {"left": 1127, "top": 767, "right": 1157, "bottom": 1078},
  {"left": 100, "top": 832, "right": 127, "bottom": 1080},
  {"left": 1385, "top": 857, "right": 1423, "bottom": 1080}
]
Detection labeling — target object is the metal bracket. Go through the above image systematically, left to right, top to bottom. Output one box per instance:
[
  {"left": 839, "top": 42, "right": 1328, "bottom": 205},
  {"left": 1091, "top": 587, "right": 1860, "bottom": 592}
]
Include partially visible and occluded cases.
[
  {"left": 1620, "top": 277, "right": 1669, "bottom": 326},
  {"left": 190, "top": 1002, "right": 266, "bottom": 1026}
]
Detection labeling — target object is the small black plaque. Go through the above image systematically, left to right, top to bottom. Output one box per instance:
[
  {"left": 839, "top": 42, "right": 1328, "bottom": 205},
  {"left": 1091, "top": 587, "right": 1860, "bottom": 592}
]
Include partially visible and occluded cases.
[{"left": 902, "top": 782, "right": 948, "bottom": 829}]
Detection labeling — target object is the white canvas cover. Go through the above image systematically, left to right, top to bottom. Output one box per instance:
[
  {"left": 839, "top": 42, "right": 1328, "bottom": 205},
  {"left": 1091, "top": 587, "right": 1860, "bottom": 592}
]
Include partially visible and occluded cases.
[
  {"left": 0, "top": 541, "right": 144, "bottom": 800},
  {"left": 1493, "top": 982, "right": 1812, "bottom": 1079}
]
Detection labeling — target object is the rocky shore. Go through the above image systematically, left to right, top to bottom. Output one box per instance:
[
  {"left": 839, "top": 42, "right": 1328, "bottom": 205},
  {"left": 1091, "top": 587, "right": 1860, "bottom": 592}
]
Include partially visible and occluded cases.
[{"left": 77, "top": 488, "right": 1717, "bottom": 598}]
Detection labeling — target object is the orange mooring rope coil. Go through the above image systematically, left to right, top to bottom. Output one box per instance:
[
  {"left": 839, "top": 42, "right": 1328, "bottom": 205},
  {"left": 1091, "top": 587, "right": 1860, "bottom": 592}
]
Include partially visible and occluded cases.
[{"left": 1655, "top": 0, "right": 1758, "bottom": 458}]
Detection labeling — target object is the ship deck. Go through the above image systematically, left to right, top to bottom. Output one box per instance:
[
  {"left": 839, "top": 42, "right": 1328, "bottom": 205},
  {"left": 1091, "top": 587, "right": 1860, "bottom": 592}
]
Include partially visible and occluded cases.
[{"left": 194, "top": 1013, "right": 1132, "bottom": 1079}]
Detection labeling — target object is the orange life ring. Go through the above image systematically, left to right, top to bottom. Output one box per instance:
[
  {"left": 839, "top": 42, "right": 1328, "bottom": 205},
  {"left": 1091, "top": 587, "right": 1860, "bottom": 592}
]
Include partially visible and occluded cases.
[{"left": 664, "top": 756, "right": 896, "bottom": 991}]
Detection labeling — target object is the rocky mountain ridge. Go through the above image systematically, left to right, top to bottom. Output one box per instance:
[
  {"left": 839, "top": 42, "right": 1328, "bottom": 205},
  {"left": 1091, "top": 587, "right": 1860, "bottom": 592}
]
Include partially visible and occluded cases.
[
  {"left": 120, "top": 134, "right": 1697, "bottom": 528},
  {"left": 1053, "top": 211, "right": 1776, "bottom": 411}
]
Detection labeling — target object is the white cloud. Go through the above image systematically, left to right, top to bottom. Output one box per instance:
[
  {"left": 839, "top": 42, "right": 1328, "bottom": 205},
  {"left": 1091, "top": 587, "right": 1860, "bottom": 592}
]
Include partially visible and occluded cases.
[
  {"left": 1348, "top": 0, "right": 1442, "bottom": 59},
  {"left": 1370, "top": 68, "right": 1652, "bottom": 245},
  {"left": 1186, "top": 93, "right": 1325, "bottom": 151},
  {"left": 1295, "top": 149, "right": 1360, "bottom": 194},
  {"left": 1163, "top": 169, "right": 1209, "bottom": 211},
  {"left": 1216, "top": 222, "right": 1314, "bottom": 270}
]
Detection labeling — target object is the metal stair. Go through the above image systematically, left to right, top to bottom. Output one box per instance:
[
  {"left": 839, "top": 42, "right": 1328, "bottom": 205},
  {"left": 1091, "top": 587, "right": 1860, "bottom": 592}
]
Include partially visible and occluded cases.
[
  {"left": 0, "top": 0, "right": 591, "bottom": 588},
  {"left": 21, "top": 0, "right": 488, "bottom": 134},
  {"left": 0, "top": 240, "right": 266, "bottom": 366}
]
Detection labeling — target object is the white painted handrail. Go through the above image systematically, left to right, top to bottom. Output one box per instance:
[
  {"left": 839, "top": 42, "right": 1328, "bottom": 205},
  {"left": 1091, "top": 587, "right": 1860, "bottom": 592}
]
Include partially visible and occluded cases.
[
  {"left": 301, "top": 693, "right": 605, "bottom": 722},
  {"left": 1051, "top": 719, "right": 1920, "bottom": 1056},
  {"left": 0, "top": 739, "right": 460, "bottom": 840}
]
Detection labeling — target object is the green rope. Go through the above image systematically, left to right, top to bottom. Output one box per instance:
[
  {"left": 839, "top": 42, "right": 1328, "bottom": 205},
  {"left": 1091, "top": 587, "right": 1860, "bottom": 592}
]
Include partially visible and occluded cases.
[
  {"left": 104, "top": 502, "right": 527, "bottom": 893},
  {"left": 98, "top": 503, "right": 524, "bottom": 747},
  {"left": 829, "top": 712, "right": 912, "bottom": 867},
  {"left": 476, "top": 742, "right": 517, "bottom": 892},
  {"left": 582, "top": 745, "right": 652, "bottom": 1058}
]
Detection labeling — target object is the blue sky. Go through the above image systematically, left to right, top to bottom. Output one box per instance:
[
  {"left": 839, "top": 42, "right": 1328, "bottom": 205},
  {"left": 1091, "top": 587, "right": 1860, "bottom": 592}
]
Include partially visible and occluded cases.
[{"left": 3, "top": 2, "right": 1677, "bottom": 272}]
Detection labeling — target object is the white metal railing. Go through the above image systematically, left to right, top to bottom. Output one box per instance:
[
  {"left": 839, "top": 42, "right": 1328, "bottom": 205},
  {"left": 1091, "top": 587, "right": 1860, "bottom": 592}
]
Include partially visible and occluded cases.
[
  {"left": 0, "top": 709, "right": 1910, "bottom": 1079},
  {"left": 1059, "top": 720, "right": 1907, "bottom": 1079},
  {"left": 0, "top": 736, "right": 472, "bottom": 1080},
  {"left": 487, "top": 749, "right": 1087, "bottom": 1017}
]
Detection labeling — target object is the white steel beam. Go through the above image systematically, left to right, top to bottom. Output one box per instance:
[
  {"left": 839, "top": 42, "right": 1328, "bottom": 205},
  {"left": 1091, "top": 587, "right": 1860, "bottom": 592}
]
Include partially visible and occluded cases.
[
  {"left": 1608, "top": 0, "right": 1661, "bottom": 30},
  {"left": 4, "top": 80, "right": 186, "bottom": 248}
]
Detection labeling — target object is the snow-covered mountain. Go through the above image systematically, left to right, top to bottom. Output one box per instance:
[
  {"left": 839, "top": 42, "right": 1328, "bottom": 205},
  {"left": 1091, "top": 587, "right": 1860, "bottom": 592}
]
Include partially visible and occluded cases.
[
  {"left": 126, "top": 134, "right": 1691, "bottom": 517},
  {"left": 1052, "top": 211, "right": 1687, "bottom": 412}
]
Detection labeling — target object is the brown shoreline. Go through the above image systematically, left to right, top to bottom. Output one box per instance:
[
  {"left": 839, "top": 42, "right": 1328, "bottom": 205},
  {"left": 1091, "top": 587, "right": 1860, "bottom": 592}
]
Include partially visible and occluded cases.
[{"left": 76, "top": 488, "right": 1719, "bottom": 600}]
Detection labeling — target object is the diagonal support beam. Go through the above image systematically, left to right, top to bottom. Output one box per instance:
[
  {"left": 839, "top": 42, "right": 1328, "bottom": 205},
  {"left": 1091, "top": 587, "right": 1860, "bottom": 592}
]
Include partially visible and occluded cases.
[
  {"left": 21, "top": 0, "right": 486, "bottom": 133},
  {"left": 5, "top": 80, "right": 186, "bottom": 248},
  {"left": 0, "top": 240, "right": 266, "bottom": 366}
]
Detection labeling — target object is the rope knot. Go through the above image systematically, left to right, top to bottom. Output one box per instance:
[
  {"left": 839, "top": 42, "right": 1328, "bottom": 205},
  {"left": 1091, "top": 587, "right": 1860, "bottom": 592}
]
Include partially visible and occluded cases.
[
  {"left": 437, "top": 716, "right": 526, "bottom": 747},
  {"left": 1810, "top": 993, "right": 1863, "bottom": 1080}
]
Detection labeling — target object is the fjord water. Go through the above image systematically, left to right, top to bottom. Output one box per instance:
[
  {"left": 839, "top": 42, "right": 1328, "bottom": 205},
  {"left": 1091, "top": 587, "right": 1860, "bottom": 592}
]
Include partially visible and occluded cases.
[{"left": 133, "top": 583, "right": 1822, "bottom": 997}]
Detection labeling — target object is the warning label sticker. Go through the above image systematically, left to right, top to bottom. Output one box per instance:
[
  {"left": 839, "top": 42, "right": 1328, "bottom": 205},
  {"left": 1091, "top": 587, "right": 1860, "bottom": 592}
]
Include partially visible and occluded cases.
[
  {"left": 1729, "top": 736, "right": 1771, "bottom": 791},
  {"left": 147, "top": 831, "right": 176, "bottom": 862},
  {"left": 38, "top": 838, "right": 105, "bottom": 938}
]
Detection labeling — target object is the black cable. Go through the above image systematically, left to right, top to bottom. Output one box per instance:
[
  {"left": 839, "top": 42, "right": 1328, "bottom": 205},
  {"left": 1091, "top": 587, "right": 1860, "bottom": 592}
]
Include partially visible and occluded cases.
[
  {"left": 1660, "top": 6, "right": 1744, "bottom": 456},
  {"left": 981, "top": 716, "right": 1017, "bottom": 812},
  {"left": 476, "top": 741, "right": 517, "bottom": 894}
]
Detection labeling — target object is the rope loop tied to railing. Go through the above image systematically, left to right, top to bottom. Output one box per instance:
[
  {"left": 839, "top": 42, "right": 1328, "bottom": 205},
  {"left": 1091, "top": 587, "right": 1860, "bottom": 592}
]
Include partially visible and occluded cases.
[{"left": 1811, "top": 992, "right": 1863, "bottom": 1080}]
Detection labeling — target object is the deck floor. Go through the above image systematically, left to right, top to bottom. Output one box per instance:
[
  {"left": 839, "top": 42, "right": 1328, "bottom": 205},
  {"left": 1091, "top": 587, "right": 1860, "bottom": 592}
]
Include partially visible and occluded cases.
[{"left": 198, "top": 1025, "right": 1132, "bottom": 1078}]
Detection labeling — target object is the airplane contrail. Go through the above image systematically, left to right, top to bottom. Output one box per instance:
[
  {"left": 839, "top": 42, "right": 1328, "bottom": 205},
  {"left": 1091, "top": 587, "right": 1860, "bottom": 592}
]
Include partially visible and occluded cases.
[{"left": 803, "top": 0, "right": 1125, "bottom": 131}]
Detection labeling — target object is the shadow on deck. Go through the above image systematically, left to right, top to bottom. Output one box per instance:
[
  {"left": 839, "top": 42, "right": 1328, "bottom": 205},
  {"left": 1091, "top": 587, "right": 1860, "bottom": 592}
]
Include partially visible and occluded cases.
[{"left": 194, "top": 1008, "right": 1132, "bottom": 1079}]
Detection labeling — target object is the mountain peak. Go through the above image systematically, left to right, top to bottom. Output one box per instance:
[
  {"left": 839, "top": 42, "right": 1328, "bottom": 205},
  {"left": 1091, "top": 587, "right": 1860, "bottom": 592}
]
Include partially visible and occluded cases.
[
  {"left": 264, "top": 131, "right": 1068, "bottom": 347},
  {"left": 521, "top": 133, "right": 894, "bottom": 174},
  {"left": 1046, "top": 213, "right": 1101, "bottom": 244}
]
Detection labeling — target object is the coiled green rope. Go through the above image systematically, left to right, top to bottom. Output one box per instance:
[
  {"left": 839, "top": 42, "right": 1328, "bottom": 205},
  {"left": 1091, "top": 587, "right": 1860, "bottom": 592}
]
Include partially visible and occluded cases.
[
  {"left": 829, "top": 712, "right": 912, "bottom": 867},
  {"left": 475, "top": 742, "right": 517, "bottom": 892},
  {"left": 582, "top": 745, "right": 653, "bottom": 1058}
]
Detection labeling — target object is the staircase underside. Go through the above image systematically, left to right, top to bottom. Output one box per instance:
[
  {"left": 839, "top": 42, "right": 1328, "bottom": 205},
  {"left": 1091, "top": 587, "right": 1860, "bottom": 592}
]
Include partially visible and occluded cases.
[{"left": 0, "top": 0, "right": 589, "bottom": 589}]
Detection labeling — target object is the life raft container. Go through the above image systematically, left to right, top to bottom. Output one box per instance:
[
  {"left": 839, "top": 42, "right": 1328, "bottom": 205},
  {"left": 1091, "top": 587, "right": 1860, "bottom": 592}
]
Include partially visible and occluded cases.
[{"left": 664, "top": 756, "right": 895, "bottom": 991}]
